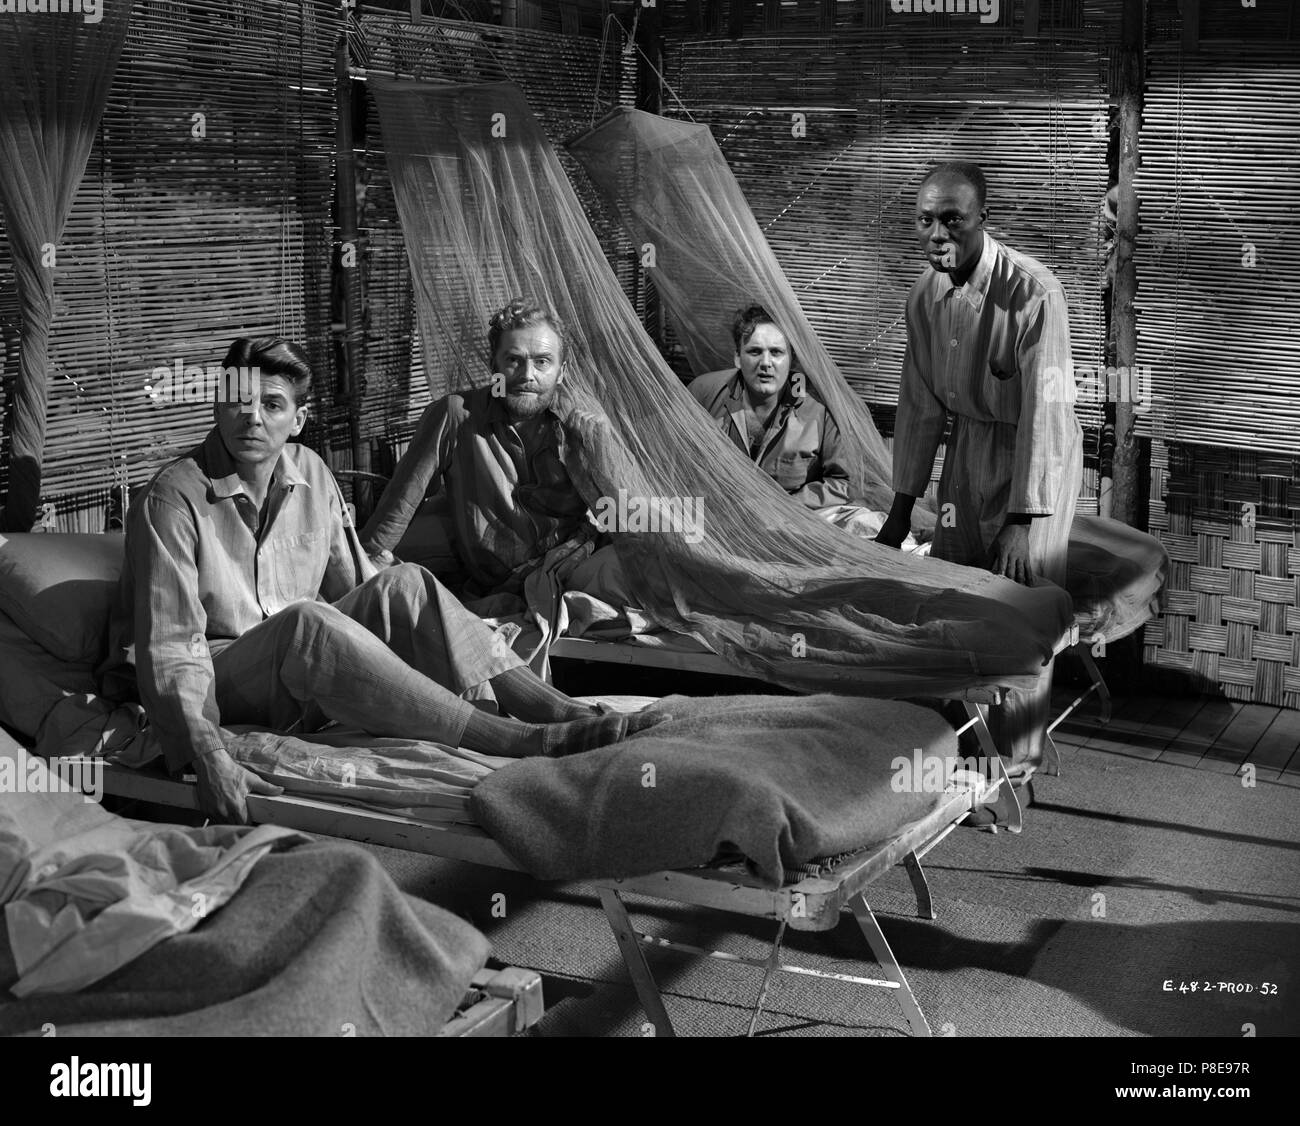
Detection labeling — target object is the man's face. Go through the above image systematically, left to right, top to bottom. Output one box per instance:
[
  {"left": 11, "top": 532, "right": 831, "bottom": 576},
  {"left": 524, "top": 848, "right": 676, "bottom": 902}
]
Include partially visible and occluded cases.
[
  {"left": 915, "top": 176, "right": 987, "bottom": 276},
  {"left": 735, "top": 322, "right": 792, "bottom": 406},
  {"left": 493, "top": 325, "right": 565, "bottom": 421},
  {"left": 215, "top": 373, "right": 306, "bottom": 469}
]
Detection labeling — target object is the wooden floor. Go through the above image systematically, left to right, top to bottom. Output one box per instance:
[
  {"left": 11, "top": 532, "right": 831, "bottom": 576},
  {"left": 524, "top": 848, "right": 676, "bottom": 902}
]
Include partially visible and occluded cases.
[{"left": 1051, "top": 686, "right": 1300, "bottom": 786}]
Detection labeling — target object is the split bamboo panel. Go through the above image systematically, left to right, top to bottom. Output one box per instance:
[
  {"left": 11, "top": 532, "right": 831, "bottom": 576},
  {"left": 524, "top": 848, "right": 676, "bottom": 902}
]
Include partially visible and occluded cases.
[
  {"left": 0, "top": 0, "right": 342, "bottom": 529},
  {"left": 662, "top": 31, "right": 1110, "bottom": 439},
  {"left": 1134, "top": 37, "right": 1300, "bottom": 453}
]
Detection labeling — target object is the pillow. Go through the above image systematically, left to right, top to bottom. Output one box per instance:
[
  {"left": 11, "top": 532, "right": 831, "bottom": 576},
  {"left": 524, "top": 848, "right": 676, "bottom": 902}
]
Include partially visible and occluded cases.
[
  {"left": 0, "top": 533, "right": 125, "bottom": 663},
  {"left": 0, "top": 607, "right": 98, "bottom": 737}
]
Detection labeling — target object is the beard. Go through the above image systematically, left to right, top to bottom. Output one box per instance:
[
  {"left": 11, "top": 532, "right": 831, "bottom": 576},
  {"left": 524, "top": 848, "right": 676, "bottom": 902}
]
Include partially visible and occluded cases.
[{"left": 505, "top": 384, "right": 560, "bottom": 420}]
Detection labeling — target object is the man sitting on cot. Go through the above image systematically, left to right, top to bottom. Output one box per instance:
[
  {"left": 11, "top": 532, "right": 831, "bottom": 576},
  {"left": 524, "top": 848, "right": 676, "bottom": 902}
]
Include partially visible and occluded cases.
[
  {"left": 875, "top": 161, "right": 1083, "bottom": 804},
  {"left": 361, "top": 298, "right": 622, "bottom": 606},
  {"left": 688, "top": 304, "right": 852, "bottom": 510},
  {"left": 690, "top": 304, "right": 926, "bottom": 550},
  {"left": 100, "top": 337, "right": 663, "bottom": 824}
]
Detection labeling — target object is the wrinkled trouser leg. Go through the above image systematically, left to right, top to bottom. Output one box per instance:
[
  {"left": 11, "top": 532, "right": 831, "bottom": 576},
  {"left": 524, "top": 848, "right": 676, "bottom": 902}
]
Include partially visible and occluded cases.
[
  {"left": 329, "top": 563, "right": 524, "bottom": 694},
  {"left": 213, "top": 564, "right": 521, "bottom": 745},
  {"left": 987, "top": 657, "right": 1054, "bottom": 772}
]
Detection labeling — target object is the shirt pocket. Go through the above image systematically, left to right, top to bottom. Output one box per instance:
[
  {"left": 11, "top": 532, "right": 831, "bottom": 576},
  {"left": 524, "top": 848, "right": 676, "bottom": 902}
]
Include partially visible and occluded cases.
[
  {"left": 984, "top": 349, "right": 1023, "bottom": 419},
  {"left": 773, "top": 451, "right": 815, "bottom": 491},
  {"left": 268, "top": 528, "right": 330, "bottom": 608}
]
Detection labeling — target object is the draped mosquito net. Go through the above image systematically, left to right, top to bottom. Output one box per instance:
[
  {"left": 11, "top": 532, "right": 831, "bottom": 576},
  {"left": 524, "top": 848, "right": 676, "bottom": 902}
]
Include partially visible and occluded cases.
[
  {"left": 0, "top": 1, "right": 131, "bottom": 531},
  {"left": 370, "top": 78, "right": 1072, "bottom": 697},
  {"left": 567, "top": 107, "right": 908, "bottom": 519},
  {"left": 568, "top": 107, "right": 1168, "bottom": 647}
]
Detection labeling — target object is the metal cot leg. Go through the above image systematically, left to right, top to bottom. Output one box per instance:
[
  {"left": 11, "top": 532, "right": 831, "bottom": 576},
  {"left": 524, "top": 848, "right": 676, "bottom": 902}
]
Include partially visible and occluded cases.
[
  {"left": 903, "top": 850, "right": 935, "bottom": 920},
  {"left": 597, "top": 886, "right": 675, "bottom": 1037},
  {"left": 848, "top": 893, "right": 932, "bottom": 1038}
]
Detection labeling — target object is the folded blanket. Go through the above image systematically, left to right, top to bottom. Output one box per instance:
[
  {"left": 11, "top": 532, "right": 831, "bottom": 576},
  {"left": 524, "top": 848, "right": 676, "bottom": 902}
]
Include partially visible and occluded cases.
[{"left": 470, "top": 693, "right": 963, "bottom": 886}]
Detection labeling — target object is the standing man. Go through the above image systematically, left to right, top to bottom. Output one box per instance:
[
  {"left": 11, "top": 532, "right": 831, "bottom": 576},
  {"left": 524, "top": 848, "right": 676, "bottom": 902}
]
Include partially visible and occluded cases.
[{"left": 876, "top": 162, "right": 1083, "bottom": 789}]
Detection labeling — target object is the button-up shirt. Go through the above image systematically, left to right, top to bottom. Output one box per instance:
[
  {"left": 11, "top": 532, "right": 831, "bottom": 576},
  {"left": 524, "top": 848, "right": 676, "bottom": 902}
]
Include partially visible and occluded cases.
[
  {"left": 893, "top": 233, "right": 1082, "bottom": 578},
  {"left": 688, "top": 369, "right": 851, "bottom": 509},
  {"left": 361, "top": 386, "right": 592, "bottom": 595},
  {"left": 101, "top": 428, "right": 370, "bottom": 770}
]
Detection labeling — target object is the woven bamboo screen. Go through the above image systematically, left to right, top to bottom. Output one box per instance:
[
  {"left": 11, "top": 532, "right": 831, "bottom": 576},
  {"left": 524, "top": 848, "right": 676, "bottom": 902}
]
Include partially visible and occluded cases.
[
  {"left": 0, "top": 0, "right": 341, "bottom": 531},
  {"left": 1139, "top": 1, "right": 1300, "bottom": 709},
  {"left": 354, "top": 12, "right": 633, "bottom": 455},
  {"left": 660, "top": 20, "right": 1110, "bottom": 507}
]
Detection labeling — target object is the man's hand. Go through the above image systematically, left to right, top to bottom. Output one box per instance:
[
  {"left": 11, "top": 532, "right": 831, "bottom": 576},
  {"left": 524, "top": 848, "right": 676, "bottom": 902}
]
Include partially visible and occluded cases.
[
  {"left": 874, "top": 513, "right": 910, "bottom": 550},
  {"left": 989, "top": 522, "right": 1034, "bottom": 585},
  {"left": 367, "top": 547, "right": 398, "bottom": 570},
  {"left": 192, "top": 745, "right": 283, "bottom": 825}
]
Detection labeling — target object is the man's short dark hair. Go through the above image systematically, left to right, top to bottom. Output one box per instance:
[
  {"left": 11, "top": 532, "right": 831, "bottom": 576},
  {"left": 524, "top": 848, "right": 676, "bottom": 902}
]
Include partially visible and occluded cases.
[
  {"left": 920, "top": 161, "right": 988, "bottom": 209},
  {"left": 488, "top": 298, "right": 569, "bottom": 365},
  {"left": 731, "top": 303, "right": 781, "bottom": 350},
  {"left": 221, "top": 337, "right": 313, "bottom": 405}
]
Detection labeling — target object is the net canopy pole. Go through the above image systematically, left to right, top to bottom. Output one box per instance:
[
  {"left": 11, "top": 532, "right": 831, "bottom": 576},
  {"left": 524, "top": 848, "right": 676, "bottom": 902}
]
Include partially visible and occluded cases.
[
  {"left": 1112, "top": 0, "right": 1144, "bottom": 528},
  {"left": 0, "top": 1, "right": 131, "bottom": 532}
]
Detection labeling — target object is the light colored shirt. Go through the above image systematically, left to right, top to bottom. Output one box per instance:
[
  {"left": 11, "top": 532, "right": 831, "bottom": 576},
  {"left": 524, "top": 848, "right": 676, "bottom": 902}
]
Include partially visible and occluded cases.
[
  {"left": 893, "top": 233, "right": 1082, "bottom": 580},
  {"left": 688, "top": 369, "right": 851, "bottom": 509},
  {"left": 361, "top": 386, "right": 593, "bottom": 596},
  {"left": 101, "top": 428, "right": 370, "bottom": 770}
]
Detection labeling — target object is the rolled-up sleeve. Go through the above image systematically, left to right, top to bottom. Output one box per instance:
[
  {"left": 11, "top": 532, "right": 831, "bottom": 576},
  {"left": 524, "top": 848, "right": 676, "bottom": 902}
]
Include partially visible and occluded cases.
[
  {"left": 1009, "top": 288, "right": 1075, "bottom": 514},
  {"left": 893, "top": 291, "right": 947, "bottom": 498},
  {"left": 361, "top": 398, "right": 453, "bottom": 554},
  {"left": 131, "top": 494, "right": 226, "bottom": 773}
]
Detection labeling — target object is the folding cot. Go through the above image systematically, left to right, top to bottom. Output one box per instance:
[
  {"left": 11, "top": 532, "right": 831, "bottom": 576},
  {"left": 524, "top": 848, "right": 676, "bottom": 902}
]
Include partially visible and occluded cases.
[{"left": 95, "top": 674, "right": 1032, "bottom": 1038}]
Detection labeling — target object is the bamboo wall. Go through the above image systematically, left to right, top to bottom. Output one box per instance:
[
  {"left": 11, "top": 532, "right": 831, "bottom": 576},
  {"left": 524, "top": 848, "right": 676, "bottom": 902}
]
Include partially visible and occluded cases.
[
  {"left": 0, "top": 0, "right": 342, "bottom": 531},
  {"left": 1139, "top": 0, "right": 1300, "bottom": 708},
  {"left": 660, "top": 1, "right": 1113, "bottom": 513}
]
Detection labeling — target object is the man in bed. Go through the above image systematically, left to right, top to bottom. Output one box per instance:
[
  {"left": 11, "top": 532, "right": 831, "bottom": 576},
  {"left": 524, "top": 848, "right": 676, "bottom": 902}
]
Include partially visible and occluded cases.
[
  {"left": 875, "top": 161, "right": 1083, "bottom": 798},
  {"left": 360, "top": 298, "right": 621, "bottom": 604},
  {"left": 688, "top": 303, "right": 853, "bottom": 511},
  {"left": 101, "top": 337, "right": 661, "bottom": 825}
]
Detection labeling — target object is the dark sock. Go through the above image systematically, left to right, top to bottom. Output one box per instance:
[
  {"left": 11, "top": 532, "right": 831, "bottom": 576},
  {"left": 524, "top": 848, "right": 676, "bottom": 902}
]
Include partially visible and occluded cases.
[
  {"left": 489, "top": 666, "right": 599, "bottom": 723},
  {"left": 460, "top": 707, "right": 542, "bottom": 758},
  {"left": 540, "top": 708, "right": 667, "bottom": 757}
]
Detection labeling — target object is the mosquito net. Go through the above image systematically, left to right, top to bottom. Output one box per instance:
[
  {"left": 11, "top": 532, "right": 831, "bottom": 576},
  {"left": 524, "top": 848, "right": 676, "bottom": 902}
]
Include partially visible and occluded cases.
[
  {"left": 370, "top": 78, "right": 1071, "bottom": 698},
  {"left": 567, "top": 106, "right": 1168, "bottom": 647},
  {"left": 567, "top": 106, "right": 905, "bottom": 518}
]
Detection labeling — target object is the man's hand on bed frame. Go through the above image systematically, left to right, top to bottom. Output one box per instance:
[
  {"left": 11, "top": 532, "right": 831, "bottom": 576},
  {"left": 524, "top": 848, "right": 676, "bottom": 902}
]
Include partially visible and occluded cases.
[{"left": 192, "top": 744, "right": 284, "bottom": 825}]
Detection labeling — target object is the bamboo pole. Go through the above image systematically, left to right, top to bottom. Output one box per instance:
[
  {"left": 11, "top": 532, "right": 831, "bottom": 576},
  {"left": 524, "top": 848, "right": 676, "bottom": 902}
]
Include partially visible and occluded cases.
[
  {"left": 1111, "top": 0, "right": 1143, "bottom": 528},
  {"left": 336, "top": 34, "right": 372, "bottom": 522}
]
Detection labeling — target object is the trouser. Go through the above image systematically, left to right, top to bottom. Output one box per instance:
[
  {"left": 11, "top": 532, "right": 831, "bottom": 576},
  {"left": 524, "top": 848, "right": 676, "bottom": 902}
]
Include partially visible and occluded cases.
[
  {"left": 211, "top": 563, "right": 524, "bottom": 751},
  {"left": 987, "top": 656, "right": 1055, "bottom": 772}
]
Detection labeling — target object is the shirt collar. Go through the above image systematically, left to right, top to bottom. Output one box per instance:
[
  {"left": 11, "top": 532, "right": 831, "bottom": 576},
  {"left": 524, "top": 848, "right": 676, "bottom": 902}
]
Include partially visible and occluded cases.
[
  {"left": 936, "top": 231, "right": 997, "bottom": 311},
  {"left": 200, "top": 426, "right": 310, "bottom": 500}
]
